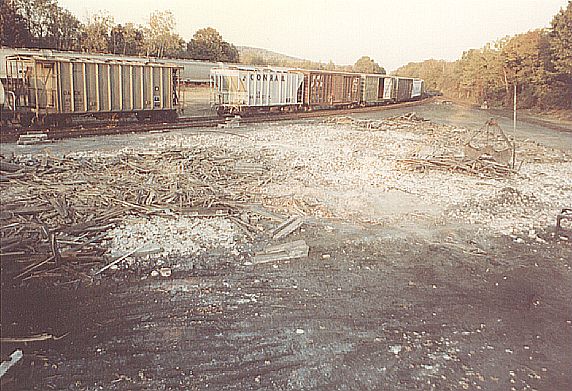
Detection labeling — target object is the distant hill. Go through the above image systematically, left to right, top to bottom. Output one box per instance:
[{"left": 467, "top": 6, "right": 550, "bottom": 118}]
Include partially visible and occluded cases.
[
  {"left": 237, "top": 46, "right": 303, "bottom": 65},
  {"left": 237, "top": 46, "right": 352, "bottom": 71}
]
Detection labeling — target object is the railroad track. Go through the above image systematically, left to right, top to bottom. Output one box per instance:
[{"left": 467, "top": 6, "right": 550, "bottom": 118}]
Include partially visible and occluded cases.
[{"left": 0, "top": 98, "right": 433, "bottom": 143}]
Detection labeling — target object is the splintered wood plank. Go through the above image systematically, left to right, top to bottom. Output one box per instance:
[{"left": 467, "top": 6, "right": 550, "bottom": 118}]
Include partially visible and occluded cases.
[
  {"left": 273, "top": 216, "right": 305, "bottom": 240},
  {"left": 253, "top": 240, "right": 309, "bottom": 264}
]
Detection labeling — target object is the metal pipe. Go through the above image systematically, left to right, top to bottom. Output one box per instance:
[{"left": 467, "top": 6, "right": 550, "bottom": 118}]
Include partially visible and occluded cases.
[
  {"left": 34, "top": 60, "right": 40, "bottom": 120},
  {"left": 69, "top": 62, "right": 75, "bottom": 112},
  {"left": 82, "top": 62, "right": 88, "bottom": 112},
  {"left": 95, "top": 63, "right": 100, "bottom": 111},
  {"left": 118, "top": 64, "right": 123, "bottom": 111},
  {"left": 129, "top": 65, "right": 133, "bottom": 110},
  {"left": 140, "top": 66, "right": 144, "bottom": 110},
  {"left": 6, "top": 91, "right": 16, "bottom": 111}
]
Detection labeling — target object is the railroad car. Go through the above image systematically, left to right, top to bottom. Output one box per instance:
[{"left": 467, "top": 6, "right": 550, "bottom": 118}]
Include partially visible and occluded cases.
[
  {"left": 1, "top": 47, "right": 219, "bottom": 85},
  {"left": 1, "top": 54, "right": 182, "bottom": 127},
  {"left": 210, "top": 66, "right": 305, "bottom": 115},
  {"left": 301, "top": 70, "right": 361, "bottom": 109},
  {"left": 360, "top": 74, "right": 395, "bottom": 105},
  {"left": 394, "top": 76, "right": 424, "bottom": 102},
  {"left": 394, "top": 77, "right": 413, "bottom": 102},
  {"left": 411, "top": 79, "right": 424, "bottom": 100}
]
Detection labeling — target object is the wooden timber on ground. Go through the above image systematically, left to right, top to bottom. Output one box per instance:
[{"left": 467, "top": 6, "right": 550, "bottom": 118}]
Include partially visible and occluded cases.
[
  {"left": 0, "top": 146, "right": 273, "bottom": 283},
  {"left": 398, "top": 156, "right": 516, "bottom": 178},
  {"left": 272, "top": 216, "right": 305, "bottom": 240},
  {"left": 253, "top": 240, "right": 309, "bottom": 264}
]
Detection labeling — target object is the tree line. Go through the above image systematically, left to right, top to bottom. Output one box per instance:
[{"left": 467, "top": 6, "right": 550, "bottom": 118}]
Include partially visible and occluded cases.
[
  {"left": 0, "top": 0, "right": 239, "bottom": 62},
  {"left": 394, "top": 1, "right": 572, "bottom": 109},
  {"left": 241, "top": 52, "right": 386, "bottom": 74}
]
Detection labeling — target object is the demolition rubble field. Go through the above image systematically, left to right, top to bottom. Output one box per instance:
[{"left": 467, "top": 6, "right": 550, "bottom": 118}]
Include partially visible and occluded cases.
[{"left": 1, "top": 109, "right": 571, "bottom": 390}]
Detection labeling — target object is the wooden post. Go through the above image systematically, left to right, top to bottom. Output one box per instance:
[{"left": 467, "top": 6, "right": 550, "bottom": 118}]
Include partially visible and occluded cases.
[{"left": 512, "top": 82, "right": 517, "bottom": 169}]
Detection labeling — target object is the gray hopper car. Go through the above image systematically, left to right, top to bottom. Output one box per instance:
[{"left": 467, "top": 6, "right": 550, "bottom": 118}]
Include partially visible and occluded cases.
[
  {"left": 0, "top": 47, "right": 218, "bottom": 84},
  {"left": 2, "top": 54, "right": 182, "bottom": 126}
]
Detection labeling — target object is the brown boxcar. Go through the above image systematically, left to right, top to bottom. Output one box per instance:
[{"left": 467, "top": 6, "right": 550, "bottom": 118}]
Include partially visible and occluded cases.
[
  {"left": 300, "top": 70, "right": 361, "bottom": 107},
  {"left": 395, "top": 77, "right": 414, "bottom": 102}
]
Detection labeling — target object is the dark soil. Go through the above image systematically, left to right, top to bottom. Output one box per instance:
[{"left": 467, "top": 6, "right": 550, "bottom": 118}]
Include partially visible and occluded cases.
[{"left": 2, "top": 223, "right": 571, "bottom": 390}]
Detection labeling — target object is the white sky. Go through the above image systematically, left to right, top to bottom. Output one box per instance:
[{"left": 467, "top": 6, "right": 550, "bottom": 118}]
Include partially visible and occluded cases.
[{"left": 58, "top": 0, "right": 568, "bottom": 71}]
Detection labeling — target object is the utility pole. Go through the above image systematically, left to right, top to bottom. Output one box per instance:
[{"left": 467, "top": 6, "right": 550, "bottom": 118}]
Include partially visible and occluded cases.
[{"left": 512, "top": 82, "right": 517, "bottom": 169}]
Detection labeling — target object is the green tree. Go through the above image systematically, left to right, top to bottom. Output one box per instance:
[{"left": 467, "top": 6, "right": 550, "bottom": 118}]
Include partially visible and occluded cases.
[
  {"left": 0, "top": 0, "right": 33, "bottom": 47},
  {"left": 10, "top": 0, "right": 81, "bottom": 49},
  {"left": 12, "top": 0, "right": 57, "bottom": 46},
  {"left": 549, "top": 1, "right": 572, "bottom": 108},
  {"left": 550, "top": 1, "right": 572, "bottom": 75},
  {"left": 49, "top": 7, "right": 81, "bottom": 50},
  {"left": 144, "top": 10, "right": 184, "bottom": 58},
  {"left": 81, "top": 12, "right": 113, "bottom": 53},
  {"left": 111, "top": 23, "right": 145, "bottom": 55},
  {"left": 186, "top": 27, "right": 239, "bottom": 62},
  {"left": 501, "top": 30, "right": 554, "bottom": 107},
  {"left": 241, "top": 52, "right": 267, "bottom": 65},
  {"left": 353, "top": 56, "right": 386, "bottom": 74},
  {"left": 325, "top": 60, "right": 336, "bottom": 71}
]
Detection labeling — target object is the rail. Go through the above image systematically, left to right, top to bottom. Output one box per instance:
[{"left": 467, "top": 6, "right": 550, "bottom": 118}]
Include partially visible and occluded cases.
[{"left": 0, "top": 97, "right": 435, "bottom": 143}]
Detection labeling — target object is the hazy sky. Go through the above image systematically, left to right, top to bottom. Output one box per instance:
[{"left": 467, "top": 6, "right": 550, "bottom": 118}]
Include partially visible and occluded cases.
[{"left": 59, "top": 0, "right": 568, "bottom": 71}]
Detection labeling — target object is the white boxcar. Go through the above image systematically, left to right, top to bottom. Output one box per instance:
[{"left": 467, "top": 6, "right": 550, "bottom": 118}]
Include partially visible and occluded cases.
[
  {"left": 210, "top": 67, "right": 304, "bottom": 114},
  {"left": 361, "top": 75, "right": 395, "bottom": 103},
  {"left": 412, "top": 79, "right": 424, "bottom": 98}
]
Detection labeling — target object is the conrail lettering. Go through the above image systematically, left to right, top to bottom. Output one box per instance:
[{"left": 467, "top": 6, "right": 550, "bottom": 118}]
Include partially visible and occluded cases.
[{"left": 242, "top": 74, "right": 286, "bottom": 82}]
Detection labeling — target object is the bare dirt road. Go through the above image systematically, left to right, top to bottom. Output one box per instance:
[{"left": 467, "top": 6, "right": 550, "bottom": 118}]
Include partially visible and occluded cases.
[{"left": 1, "top": 102, "right": 571, "bottom": 390}]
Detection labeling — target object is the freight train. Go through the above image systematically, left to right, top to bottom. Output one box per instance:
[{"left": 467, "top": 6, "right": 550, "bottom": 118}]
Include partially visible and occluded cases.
[
  {"left": 0, "top": 49, "right": 425, "bottom": 128},
  {"left": 210, "top": 66, "right": 424, "bottom": 116}
]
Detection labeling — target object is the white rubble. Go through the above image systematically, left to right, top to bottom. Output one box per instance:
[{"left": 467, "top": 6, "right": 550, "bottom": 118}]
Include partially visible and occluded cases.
[
  {"left": 146, "top": 121, "right": 572, "bottom": 237},
  {"left": 107, "top": 216, "right": 240, "bottom": 260}
]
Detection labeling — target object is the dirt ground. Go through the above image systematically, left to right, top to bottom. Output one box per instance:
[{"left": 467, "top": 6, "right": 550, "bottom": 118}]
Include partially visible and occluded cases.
[
  {"left": 179, "top": 85, "right": 216, "bottom": 118},
  {"left": 1, "top": 101, "right": 571, "bottom": 390}
]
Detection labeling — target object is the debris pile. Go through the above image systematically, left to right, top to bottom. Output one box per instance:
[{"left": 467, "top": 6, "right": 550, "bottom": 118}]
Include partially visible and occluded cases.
[
  {"left": 388, "top": 112, "right": 428, "bottom": 122},
  {"left": 324, "top": 113, "right": 427, "bottom": 131},
  {"left": 218, "top": 115, "right": 241, "bottom": 129},
  {"left": 171, "top": 120, "right": 571, "bottom": 234},
  {"left": 398, "top": 120, "right": 519, "bottom": 178},
  {"left": 0, "top": 147, "right": 270, "bottom": 283},
  {"left": 398, "top": 156, "right": 516, "bottom": 178},
  {"left": 253, "top": 240, "right": 309, "bottom": 265}
]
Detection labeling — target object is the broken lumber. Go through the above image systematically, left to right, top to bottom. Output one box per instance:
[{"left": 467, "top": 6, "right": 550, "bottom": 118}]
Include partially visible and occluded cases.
[
  {"left": 0, "top": 160, "right": 28, "bottom": 172},
  {"left": 272, "top": 216, "right": 305, "bottom": 240},
  {"left": 253, "top": 240, "right": 309, "bottom": 264},
  {"left": 94, "top": 246, "right": 143, "bottom": 275},
  {"left": 0, "top": 333, "right": 68, "bottom": 343},
  {"left": 0, "top": 350, "right": 23, "bottom": 379}
]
